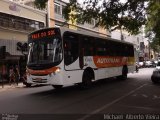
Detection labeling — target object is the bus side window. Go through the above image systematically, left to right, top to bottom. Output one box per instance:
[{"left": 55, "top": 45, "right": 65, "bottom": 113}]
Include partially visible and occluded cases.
[
  {"left": 63, "top": 32, "right": 79, "bottom": 66},
  {"left": 82, "top": 36, "right": 94, "bottom": 56},
  {"left": 95, "top": 39, "right": 104, "bottom": 56},
  {"left": 106, "top": 41, "right": 113, "bottom": 56}
]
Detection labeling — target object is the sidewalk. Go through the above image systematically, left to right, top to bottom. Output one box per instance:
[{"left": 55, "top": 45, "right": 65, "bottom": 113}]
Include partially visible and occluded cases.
[{"left": 0, "top": 82, "right": 24, "bottom": 91}]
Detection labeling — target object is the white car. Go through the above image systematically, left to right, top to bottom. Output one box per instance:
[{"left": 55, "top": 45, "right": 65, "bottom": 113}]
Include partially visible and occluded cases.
[
  {"left": 145, "top": 61, "right": 152, "bottom": 67},
  {"left": 156, "top": 61, "right": 160, "bottom": 69}
]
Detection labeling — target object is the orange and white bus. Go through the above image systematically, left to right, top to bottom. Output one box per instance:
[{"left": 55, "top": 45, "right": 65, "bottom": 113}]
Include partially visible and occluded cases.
[{"left": 26, "top": 27, "right": 136, "bottom": 88}]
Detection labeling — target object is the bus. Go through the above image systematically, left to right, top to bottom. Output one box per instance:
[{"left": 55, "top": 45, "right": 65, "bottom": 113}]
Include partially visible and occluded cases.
[{"left": 26, "top": 27, "right": 136, "bottom": 89}]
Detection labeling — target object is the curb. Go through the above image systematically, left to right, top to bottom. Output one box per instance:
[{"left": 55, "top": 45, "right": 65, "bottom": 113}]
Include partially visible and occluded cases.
[{"left": 0, "top": 83, "right": 24, "bottom": 91}]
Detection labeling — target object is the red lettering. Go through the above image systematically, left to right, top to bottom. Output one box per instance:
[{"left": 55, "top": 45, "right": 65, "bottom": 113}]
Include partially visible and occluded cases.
[
  {"left": 31, "top": 30, "right": 55, "bottom": 40},
  {"left": 48, "top": 30, "right": 55, "bottom": 36},
  {"left": 50, "top": 30, "right": 55, "bottom": 35},
  {"left": 48, "top": 31, "right": 51, "bottom": 36},
  {"left": 41, "top": 32, "right": 46, "bottom": 37},
  {"left": 31, "top": 33, "right": 40, "bottom": 39},
  {"left": 37, "top": 33, "right": 40, "bottom": 38},
  {"left": 32, "top": 35, "right": 34, "bottom": 39}
]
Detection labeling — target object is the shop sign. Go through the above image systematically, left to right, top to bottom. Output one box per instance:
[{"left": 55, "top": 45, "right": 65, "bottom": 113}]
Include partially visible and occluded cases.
[{"left": 9, "top": 3, "right": 20, "bottom": 12}]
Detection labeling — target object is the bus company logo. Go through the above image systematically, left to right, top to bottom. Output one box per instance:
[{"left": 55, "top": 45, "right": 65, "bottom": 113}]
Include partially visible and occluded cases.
[
  {"left": 9, "top": 3, "right": 20, "bottom": 12},
  {"left": 93, "top": 56, "right": 124, "bottom": 67},
  {"left": 85, "top": 57, "right": 92, "bottom": 62},
  {"left": 97, "top": 57, "right": 120, "bottom": 64},
  {"left": 122, "top": 57, "right": 127, "bottom": 63}
]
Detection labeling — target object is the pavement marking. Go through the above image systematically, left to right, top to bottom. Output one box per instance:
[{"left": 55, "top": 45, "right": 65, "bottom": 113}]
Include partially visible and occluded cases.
[
  {"left": 77, "top": 83, "right": 147, "bottom": 120},
  {"left": 142, "top": 94, "right": 148, "bottom": 98},
  {"left": 153, "top": 95, "right": 160, "bottom": 100}
]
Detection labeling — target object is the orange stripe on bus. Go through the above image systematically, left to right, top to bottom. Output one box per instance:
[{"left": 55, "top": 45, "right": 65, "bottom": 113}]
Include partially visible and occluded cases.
[
  {"left": 93, "top": 56, "right": 134, "bottom": 68},
  {"left": 27, "top": 67, "right": 59, "bottom": 75}
]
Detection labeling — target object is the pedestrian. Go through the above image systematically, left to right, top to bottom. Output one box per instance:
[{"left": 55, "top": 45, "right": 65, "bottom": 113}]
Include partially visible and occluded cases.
[
  {"left": 136, "top": 62, "right": 139, "bottom": 73},
  {"left": 1, "top": 64, "right": 6, "bottom": 88},
  {"left": 0, "top": 65, "right": 3, "bottom": 88},
  {"left": 14, "top": 65, "right": 20, "bottom": 86},
  {"left": 9, "top": 66, "right": 15, "bottom": 85}
]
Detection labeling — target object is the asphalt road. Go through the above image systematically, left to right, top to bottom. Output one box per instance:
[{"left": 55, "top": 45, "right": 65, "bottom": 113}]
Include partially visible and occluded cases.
[{"left": 0, "top": 68, "right": 160, "bottom": 120}]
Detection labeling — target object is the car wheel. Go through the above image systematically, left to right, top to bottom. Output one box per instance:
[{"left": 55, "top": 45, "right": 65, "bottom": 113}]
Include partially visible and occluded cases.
[{"left": 151, "top": 76, "right": 159, "bottom": 84}]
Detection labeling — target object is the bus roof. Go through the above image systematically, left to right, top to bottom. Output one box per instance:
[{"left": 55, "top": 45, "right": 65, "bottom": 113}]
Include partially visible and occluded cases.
[
  {"left": 29, "top": 27, "right": 134, "bottom": 46},
  {"left": 59, "top": 27, "right": 134, "bottom": 46}
]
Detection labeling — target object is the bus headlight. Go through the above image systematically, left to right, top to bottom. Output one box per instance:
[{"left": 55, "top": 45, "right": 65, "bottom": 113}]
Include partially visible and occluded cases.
[
  {"left": 53, "top": 68, "right": 61, "bottom": 75},
  {"left": 55, "top": 68, "right": 60, "bottom": 73}
]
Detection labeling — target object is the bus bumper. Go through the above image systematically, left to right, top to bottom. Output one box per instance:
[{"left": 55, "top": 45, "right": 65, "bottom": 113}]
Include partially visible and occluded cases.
[{"left": 27, "top": 73, "right": 63, "bottom": 85}]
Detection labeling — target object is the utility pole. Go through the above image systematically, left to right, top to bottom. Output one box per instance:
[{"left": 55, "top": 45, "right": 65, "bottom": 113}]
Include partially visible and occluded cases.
[
  {"left": 120, "top": 27, "right": 124, "bottom": 41},
  {"left": 148, "top": 40, "right": 150, "bottom": 60}
]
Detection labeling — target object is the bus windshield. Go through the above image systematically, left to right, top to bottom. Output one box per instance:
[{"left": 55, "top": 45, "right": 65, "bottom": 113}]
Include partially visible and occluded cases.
[{"left": 27, "top": 37, "right": 62, "bottom": 66}]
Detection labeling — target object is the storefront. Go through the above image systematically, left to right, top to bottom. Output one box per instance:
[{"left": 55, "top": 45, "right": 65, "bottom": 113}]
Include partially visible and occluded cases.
[{"left": 0, "top": 0, "right": 46, "bottom": 81}]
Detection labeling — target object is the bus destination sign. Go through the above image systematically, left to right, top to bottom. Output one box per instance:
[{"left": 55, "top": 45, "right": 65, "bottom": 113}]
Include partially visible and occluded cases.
[{"left": 31, "top": 29, "right": 55, "bottom": 40}]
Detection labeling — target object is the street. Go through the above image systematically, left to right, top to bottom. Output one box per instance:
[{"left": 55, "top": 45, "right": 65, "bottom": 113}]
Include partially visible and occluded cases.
[{"left": 0, "top": 68, "right": 160, "bottom": 120}]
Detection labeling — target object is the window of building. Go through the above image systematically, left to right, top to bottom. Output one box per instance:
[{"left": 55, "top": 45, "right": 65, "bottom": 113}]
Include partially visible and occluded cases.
[
  {"left": 54, "top": 3, "right": 61, "bottom": 15},
  {"left": 62, "top": 5, "right": 66, "bottom": 18},
  {"left": 0, "top": 12, "right": 45, "bottom": 32}
]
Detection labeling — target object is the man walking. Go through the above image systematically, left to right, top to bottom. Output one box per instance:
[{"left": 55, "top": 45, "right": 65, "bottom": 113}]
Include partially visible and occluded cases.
[{"left": 14, "top": 65, "right": 20, "bottom": 86}]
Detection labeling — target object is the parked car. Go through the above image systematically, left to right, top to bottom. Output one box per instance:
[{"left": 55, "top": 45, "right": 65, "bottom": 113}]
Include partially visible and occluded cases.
[
  {"left": 151, "top": 60, "right": 157, "bottom": 67},
  {"left": 154, "top": 60, "right": 158, "bottom": 66},
  {"left": 145, "top": 61, "right": 152, "bottom": 68},
  {"left": 151, "top": 61, "right": 160, "bottom": 83},
  {"left": 156, "top": 61, "right": 160, "bottom": 69}
]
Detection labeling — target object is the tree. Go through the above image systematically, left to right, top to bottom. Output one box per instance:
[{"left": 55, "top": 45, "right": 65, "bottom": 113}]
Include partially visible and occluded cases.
[
  {"left": 34, "top": 0, "right": 148, "bottom": 35},
  {"left": 34, "top": 0, "right": 48, "bottom": 10},
  {"left": 146, "top": 0, "right": 160, "bottom": 53},
  {"left": 150, "top": 38, "right": 160, "bottom": 53}
]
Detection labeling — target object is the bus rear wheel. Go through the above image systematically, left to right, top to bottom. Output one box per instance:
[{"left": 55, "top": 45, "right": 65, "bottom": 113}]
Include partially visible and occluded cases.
[
  {"left": 117, "top": 66, "right": 128, "bottom": 80},
  {"left": 82, "top": 71, "right": 93, "bottom": 89},
  {"left": 52, "top": 85, "right": 63, "bottom": 89}
]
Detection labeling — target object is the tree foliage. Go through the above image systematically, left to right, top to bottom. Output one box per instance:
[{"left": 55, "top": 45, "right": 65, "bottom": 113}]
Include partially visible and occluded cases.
[
  {"left": 34, "top": 0, "right": 148, "bottom": 35},
  {"left": 34, "top": 0, "right": 48, "bottom": 10},
  {"left": 63, "top": 0, "right": 148, "bottom": 35},
  {"left": 146, "top": 0, "right": 160, "bottom": 52},
  {"left": 150, "top": 38, "right": 160, "bottom": 53}
]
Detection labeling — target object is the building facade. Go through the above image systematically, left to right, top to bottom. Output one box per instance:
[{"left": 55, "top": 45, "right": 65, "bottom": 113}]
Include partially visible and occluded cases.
[
  {"left": 0, "top": 0, "right": 46, "bottom": 80},
  {"left": 48, "top": 0, "right": 110, "bottom": 37},
  {"left": 111, "top": 29, "right": 146, "bottom": 62}
]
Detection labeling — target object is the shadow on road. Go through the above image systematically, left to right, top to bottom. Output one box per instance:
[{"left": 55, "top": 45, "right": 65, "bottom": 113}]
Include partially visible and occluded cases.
[{"left": 28, "top": 77, "right": 136, "bottom": 98}]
